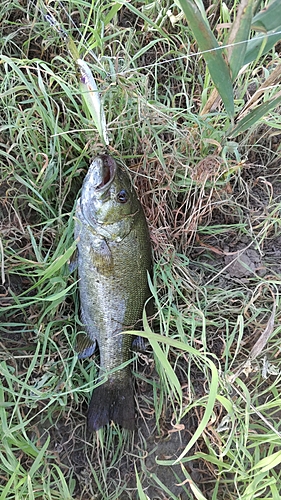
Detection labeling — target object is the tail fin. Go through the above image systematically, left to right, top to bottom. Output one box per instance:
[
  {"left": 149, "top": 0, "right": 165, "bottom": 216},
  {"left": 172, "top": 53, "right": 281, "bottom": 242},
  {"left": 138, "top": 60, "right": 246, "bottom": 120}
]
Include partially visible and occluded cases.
[{"left": 87, "top": 378, "right": 135, "bottom": 432}]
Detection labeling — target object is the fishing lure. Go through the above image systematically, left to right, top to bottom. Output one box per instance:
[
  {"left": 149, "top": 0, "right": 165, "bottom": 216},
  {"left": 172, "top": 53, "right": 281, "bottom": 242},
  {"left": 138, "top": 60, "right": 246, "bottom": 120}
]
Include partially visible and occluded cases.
[{"left": 76, "top": 58, "right": 109, "bottom": 147}]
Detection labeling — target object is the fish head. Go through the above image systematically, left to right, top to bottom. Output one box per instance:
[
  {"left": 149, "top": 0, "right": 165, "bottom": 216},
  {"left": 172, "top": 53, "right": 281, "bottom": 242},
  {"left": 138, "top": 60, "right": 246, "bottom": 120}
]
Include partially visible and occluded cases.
[{"left": 80, "top": 154, "right": 140, "bottom": 237}]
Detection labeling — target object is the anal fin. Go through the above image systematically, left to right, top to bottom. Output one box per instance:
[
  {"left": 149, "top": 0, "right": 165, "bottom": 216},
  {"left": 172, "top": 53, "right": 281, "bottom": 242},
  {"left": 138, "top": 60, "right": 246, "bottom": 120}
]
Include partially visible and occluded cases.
[{"left": 76, "top": 332, "right": 96, "bottom": 359}]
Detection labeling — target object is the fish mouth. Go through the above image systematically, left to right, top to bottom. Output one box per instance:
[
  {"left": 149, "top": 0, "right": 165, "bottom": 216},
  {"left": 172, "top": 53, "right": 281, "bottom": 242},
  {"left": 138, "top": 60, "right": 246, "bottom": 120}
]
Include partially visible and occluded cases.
[
  {"left": 80, "top": 154, "right": 118, "bottom": 226},
  {"left": 94, "top": 154, "right": 117, "bottom": 191}
]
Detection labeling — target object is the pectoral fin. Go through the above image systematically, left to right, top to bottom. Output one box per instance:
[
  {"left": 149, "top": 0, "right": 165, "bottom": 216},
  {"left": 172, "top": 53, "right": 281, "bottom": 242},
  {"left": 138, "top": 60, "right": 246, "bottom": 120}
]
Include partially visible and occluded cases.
[{"left": 68, "top": 248, "right": 78, "bottom": 273}]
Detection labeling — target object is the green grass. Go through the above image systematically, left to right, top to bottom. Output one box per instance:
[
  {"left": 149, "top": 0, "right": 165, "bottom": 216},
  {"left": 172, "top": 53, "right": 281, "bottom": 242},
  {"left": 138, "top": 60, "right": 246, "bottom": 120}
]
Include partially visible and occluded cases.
[{"left": 1, "top": 0, "right": 281, "bottom": 498}]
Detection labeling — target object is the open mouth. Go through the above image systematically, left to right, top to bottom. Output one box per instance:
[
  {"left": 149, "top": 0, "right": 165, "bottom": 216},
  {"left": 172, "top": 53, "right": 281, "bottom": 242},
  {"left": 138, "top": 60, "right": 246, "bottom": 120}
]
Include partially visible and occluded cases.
[
  {"left": 80, "top": 154, "right": 118, "bottom": 224},
  {"left": 95, "top": 154, "right": 116, "bottom": 190}
]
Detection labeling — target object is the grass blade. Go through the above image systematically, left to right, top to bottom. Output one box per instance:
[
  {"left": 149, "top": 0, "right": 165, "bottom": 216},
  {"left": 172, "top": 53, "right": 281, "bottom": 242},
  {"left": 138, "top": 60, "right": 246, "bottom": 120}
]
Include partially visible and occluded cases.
[
  {"left": 177, "top": 0, "right": 234, "bottom": 116},
  {"left": 227, "top": 0, "right": 254, "bottom": 81},
  {"left": 244, "top": 0, "right": 281, "bottom": 65},
  {"left": 251, "top": 0, "right": 281, "bottom": 32},
  {"left": 244, "top": 29, "right": 281, "bottom": 65},
  {"left": 230, "top": 90, "right": 281, "bottom": 137},
  {"left": 133, "top": 319, "right": 219, "bottom": 462},
  {"left": 149, "top": 337, "right": 183, "bottom": 407},
  {"left": 176, "top": 359, "right": 218, "bottom": 462},
  {"left": 29, "top": 437, "right": 50, "bottom": 478},
  {"left": 251, "top": 450, "right": 281, "bottom": 473},
  {"left": 135, "top": 466, "right": 149, "bottom": 500},
  {"left": 178, "top": 466, "right": 208, "bottom": 500}
]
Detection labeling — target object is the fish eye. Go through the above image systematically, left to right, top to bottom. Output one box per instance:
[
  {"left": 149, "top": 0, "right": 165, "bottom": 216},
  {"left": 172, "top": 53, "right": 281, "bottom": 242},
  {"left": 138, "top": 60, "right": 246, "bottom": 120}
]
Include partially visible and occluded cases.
[{"left": 117, "top": 189, "right": 128, "bottom": 204}]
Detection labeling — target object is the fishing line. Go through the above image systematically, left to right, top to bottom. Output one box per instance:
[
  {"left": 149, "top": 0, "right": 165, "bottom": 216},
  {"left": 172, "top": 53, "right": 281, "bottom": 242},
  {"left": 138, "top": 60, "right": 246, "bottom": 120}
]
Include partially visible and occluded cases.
[
  {"left": 29, "top": 0, "right": 110, "bottom": 146},
  {"left": 30, "top": 0, "right": 281, "bottom": 76},
  {"left": 30, "top": 0, "right": 100, "bottom": 64},
  {"left": 55, "top": 0, "right": 101, "bottom": 64},
  {"left": 44, "top": 13, "right": 68, "bottom": 40},
  {"left": 120, "top": 29, "right": 281, "bottom": 76}
]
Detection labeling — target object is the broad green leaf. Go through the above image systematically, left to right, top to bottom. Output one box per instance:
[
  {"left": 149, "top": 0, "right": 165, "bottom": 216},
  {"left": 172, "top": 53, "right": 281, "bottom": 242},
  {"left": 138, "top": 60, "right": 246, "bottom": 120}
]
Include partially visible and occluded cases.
[
  {"left": 174, "top": 0, "right": 208, "bottom": 23},
  {"left": 177, "top": 0, "right": 234, "bottom": 116},
  {"left": 227, "top": 0, "right": 254, "bottom": 80},
  {"left": 244, "top": 0, "right": 281, "bottom": 65},
  {"left": 251, "top": 0, "right": 281, "bottom": 32},
  {"left": 244, "top": 29, "right": 281, "bottom": 65},
  {"left": 67, "top": 36, "right": 80, "bottom": 61},
  {"left": 230, "top": 91, "right": 281, "bottom": 137},
  {"left": 18, "top": 239, "right": 78, "bottom": 297},
  {"left": 43, "top": 281, "right": 77, "bottom": 301},
  {"left": 216, "top": 394, "right": 234, "bottom": 413},
  {"left": 195, "top": 452, "right": 232, "bottom": 469},
  {"left": 242, "top": 472, "right": 275, "bottom": 497},
  {"left": 270, "top": 483, "right": 280, "bottom": 497}
]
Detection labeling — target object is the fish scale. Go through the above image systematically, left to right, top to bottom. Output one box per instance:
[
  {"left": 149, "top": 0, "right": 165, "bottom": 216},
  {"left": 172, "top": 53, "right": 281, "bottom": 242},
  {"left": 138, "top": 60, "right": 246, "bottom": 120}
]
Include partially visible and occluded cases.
[{"left": 75, "top": 154, "right": 152, "bottom": 431}]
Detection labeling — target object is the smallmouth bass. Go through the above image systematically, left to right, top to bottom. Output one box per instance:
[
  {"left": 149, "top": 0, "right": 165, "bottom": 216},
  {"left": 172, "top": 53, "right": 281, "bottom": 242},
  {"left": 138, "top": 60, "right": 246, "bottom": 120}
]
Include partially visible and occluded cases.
[{"left": 75, "top": 154, "right": 152, "bottom": 431}]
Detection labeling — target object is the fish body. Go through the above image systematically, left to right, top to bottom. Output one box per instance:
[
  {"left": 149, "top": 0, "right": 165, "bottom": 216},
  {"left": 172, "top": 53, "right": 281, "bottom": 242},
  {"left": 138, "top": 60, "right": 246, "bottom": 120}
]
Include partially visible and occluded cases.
[{"left": 75, "top": 154, "right": 152, "bottom": 431}]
